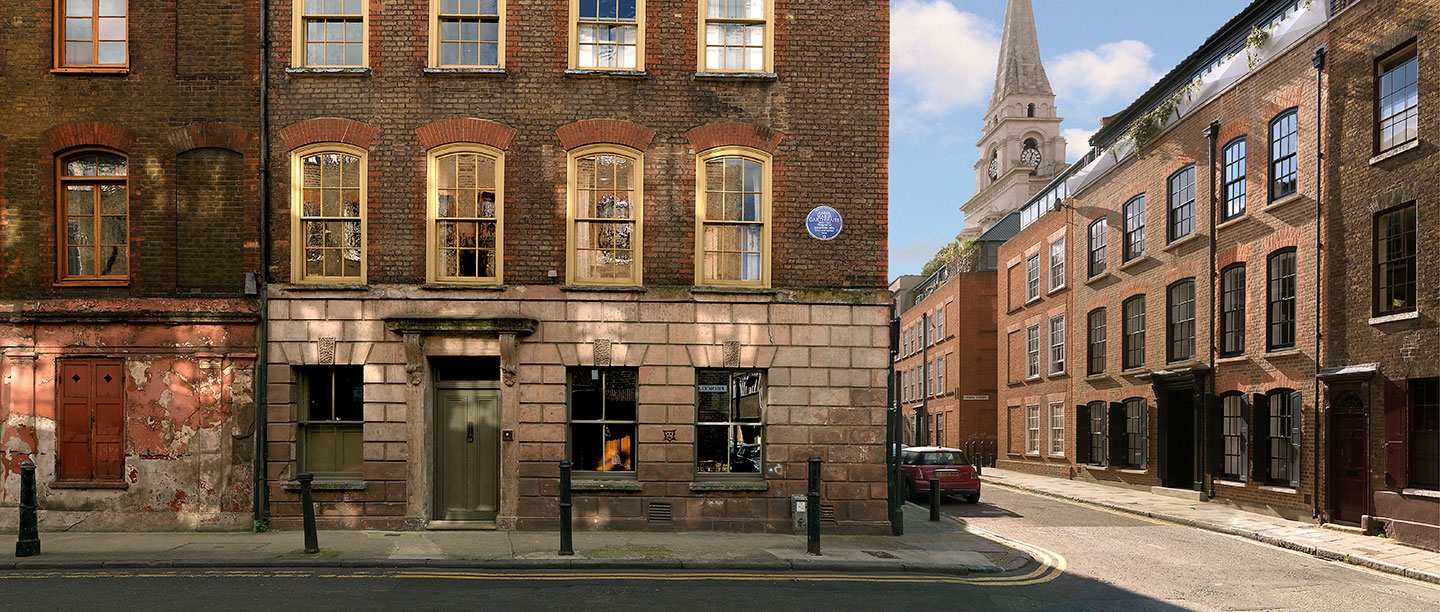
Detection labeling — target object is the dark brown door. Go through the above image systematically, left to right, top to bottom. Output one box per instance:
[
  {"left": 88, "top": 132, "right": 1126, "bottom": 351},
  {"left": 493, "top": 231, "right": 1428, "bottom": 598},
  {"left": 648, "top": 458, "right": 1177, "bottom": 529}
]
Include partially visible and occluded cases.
[
  {"left": 57, "top": 360, "right": 126, "bottom": 482},
  {"left": 435, "top": 388, "right": 500, "bottom": 521},
  {"left": 1331, "top": 413, "right": 1368, "bottom": 523}
]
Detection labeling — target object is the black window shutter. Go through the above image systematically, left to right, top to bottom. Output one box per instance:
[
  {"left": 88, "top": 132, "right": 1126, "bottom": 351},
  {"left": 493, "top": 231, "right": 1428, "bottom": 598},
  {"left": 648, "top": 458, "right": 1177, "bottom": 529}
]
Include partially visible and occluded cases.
[
  {"left": 1289, "top": 390, "right": 1303, "bottom": 488},
  {"left": 1252, "top": 393, "right": 1271, "bottom": 483},
  {"left": 1205, "top": 394, "right": 1223, "bottom": 476},
  {"left": 1109, "top": 402, "right": 1126, "bottom": 466},
  {"left": 1076, "top": 404, "right": 1092, "bottom": 464}
]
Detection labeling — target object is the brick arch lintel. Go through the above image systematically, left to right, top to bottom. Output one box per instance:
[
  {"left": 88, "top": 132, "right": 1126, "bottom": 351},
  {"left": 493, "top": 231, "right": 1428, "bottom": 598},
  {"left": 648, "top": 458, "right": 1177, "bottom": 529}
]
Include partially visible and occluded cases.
[
  {"left": 279, "top": 117, "right": 377, "bottom": 152},
  {"left": 416, "top": 118, "right": 518, "bottom": 151},
  {"left": 555, "top": 119, "right": 655, "bottom": 152},
  {"left": 42, "top": 121, "right": 138, "bottom": 155},
  {"left": 167, "top": 122, "right": 254, "bottom": 156},
  {"left": 684, "top": 122, "right": 785, "bottom": 155}
]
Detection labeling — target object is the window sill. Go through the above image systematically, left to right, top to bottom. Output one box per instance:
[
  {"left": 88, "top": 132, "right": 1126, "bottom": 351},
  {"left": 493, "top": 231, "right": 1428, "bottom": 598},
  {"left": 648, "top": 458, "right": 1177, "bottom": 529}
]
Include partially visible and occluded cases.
[
  {"left": 51, "top": 67, "right": 129, "bottom": 75},
  {"left": 286, "top": 67, "right": 372, "bottom": 76},
  {"left": 424, "top": 67, "right": 506, "bottom": 76},
  {"left": 564, "top": 69, "right": 647, "bottom": 78},
  {"left": 694, "top": 71, "right": 778, "bottom": 81},
  {"left": 1370, "top": 139, "right": 1420, "bottom": 166},
  {"left": 1267, "top": 192, "right": 1305, "bottom": 212},
  {"left": 1216, "top": 213, "right": 1253, "bottom": 232},
  {"left": 1163, "top": 232, "right": 1202, "bottom": 252},
  {"left": 1118, "top": 255, "right": 1151, "bottom": 271},
  {"left": 1085, "top": 271, "right": 1111, "bottom": 286},
  {"left": 52, "top": 279, "right": 131, "bottom": 288},
  {"left": 280, "top": 283, "right": 370, "bottom": 292},
  {"left": 422, "top": 283, "right": 507, "bottom": 291},
  {"left": 560, "top": 284, "right": 645, "bottom": 293},
  {"left": 1047, "top": 284, "right": 1067, "bottom": 296},
  {"left": 690, "top": 285, "right": 777, "bottom": 295},
  {"left": 1024, "top": 296, "right": 1042, "bottom": 307},
  {"left": 1369, "top": 311, "right": 1419, "bottom": 326},
  {"left": 1264, "top": 348, "right": 1302, "bottom": 359},
  {"left": 1215, "top": 354, "right": 1250, "bottom": 364},
  {"left": 1121, "top": 367, "right": 1148, "bottom": 376},
  {"left": 1048, "top": 370, "right": 1069, "bottom": 379},
  {"left": 1084, "top": 373, "right": 1110, "bottom": 382},
  {"left": 1025, "top": 376, "right": 1041, "bottom": 382},
  {"left": 1025, "top": 451, "right": 1041, "bottom": 457},
  {"left": 1047, "top": 453, "right": 1067, "bottom": 460},
  {"left": 1118, "top": 468, "right": 1148, "bottom": 474},
  {"left": 281, "top": 479, "right": 365, "bottom": 491},
  {"left": 571, "top": 479, "right": 643, "bottom": 492},
  {"left": 1214, "top": 479, "right": 1246, "bottom": 488},
  {"left": 49, "top": 480, "right": 128, "bottom": 490},
  {"left": 690, "top": 480, "right": 770, "bottom": 492},
  {"left": 1259, "top": 485, "right": 1297, "bottom": 494},
  {"left": 1401, "top": 488, "right": 1440, "bottom": 499}
]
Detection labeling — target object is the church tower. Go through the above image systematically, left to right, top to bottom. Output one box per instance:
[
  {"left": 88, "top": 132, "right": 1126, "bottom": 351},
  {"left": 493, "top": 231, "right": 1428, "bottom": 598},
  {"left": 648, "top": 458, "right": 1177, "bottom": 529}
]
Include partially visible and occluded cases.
[{"left": 958, "top": 0, "right": 1066, "bottom": 242}]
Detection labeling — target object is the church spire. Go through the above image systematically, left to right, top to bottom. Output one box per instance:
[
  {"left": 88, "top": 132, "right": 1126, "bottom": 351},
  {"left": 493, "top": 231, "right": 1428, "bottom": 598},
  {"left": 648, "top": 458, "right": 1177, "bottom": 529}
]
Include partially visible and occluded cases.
[{"left": 988, "top": 0, "right": 1053, "bottom": 113}]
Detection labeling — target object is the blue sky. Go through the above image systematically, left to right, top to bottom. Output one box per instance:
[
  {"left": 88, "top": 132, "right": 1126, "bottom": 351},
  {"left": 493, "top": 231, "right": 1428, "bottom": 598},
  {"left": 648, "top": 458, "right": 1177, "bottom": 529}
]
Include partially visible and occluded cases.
[{"left": 889, "top": 0, "right": 1254, "bottom": 277}]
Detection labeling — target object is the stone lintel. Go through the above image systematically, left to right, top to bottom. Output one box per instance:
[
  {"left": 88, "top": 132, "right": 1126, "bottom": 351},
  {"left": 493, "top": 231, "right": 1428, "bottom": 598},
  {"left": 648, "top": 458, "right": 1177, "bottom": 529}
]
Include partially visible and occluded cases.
[{"left": 383, "top": 314, "right": 538, "bottom": 337}]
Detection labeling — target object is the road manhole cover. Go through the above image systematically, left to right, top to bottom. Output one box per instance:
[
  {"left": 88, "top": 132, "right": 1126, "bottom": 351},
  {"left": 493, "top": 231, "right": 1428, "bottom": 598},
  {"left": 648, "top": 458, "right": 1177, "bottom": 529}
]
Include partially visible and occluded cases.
[{"left": 863, "top": 550, "right": 899, "bottom": 559}]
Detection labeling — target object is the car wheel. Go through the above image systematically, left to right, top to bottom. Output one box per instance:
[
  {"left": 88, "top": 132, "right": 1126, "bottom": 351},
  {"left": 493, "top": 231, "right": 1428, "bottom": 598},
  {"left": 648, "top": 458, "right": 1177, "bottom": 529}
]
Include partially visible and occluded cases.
[
  {"left": 902, "top": 479, "right": 916, "bottom": 503},
  {"left": 964, "top": 493, "right": 980, "bottom": 504}
]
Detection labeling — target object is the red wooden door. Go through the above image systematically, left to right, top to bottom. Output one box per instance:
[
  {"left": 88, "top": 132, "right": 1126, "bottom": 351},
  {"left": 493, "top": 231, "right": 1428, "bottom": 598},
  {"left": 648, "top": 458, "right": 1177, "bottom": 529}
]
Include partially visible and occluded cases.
[
  {"left": 57, "top": 360, "right": 125, "bottom": 481},
  {"left": 1331, "top": 413, "right": 1369, "bottom": 524}
]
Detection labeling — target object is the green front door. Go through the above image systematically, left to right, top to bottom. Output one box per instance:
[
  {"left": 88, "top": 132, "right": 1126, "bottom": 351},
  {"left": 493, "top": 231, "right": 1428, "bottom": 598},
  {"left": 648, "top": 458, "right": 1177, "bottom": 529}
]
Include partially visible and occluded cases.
[{"left": 435, "top": 388, "right": 500, "bottom": 521}]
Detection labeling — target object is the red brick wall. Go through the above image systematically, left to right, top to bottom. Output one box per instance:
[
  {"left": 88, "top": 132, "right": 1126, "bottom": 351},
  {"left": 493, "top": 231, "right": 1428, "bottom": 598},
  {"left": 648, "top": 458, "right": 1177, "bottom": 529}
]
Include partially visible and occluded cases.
[{"left": 265, "top": 0, "right": 889, "bottom": 289}]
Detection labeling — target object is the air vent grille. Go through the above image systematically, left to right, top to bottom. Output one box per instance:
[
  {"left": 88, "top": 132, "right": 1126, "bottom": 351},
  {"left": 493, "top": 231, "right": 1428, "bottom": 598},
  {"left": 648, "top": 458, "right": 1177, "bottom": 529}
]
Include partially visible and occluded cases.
[{"left": 647, "top": 502, "right": 672, "bottom": 522}]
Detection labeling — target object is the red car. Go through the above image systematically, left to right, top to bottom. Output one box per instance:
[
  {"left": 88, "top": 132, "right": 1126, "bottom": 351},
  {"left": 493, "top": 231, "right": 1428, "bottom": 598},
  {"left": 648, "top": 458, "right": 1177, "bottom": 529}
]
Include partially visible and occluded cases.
[{"left": 900, "top": 446, "right": 981, "bottom": 503}]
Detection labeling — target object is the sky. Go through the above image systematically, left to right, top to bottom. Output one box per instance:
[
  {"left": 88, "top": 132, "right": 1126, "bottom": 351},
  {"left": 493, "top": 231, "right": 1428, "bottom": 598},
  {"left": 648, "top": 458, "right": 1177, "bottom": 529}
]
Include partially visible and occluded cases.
[{"left": 889, "top": 0, "right": 1255, "bottom": 278}]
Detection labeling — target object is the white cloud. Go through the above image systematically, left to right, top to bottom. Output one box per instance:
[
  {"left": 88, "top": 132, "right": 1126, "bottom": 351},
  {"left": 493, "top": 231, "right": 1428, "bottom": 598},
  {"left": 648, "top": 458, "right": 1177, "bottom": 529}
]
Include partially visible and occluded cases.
[
  {"left": 892, "top": 0, "right": 999, "bottom": 115},
  {"left": 1050, "top": 40, "right": 1162, "bottom": 106},
  {"left": 1061, "top": 127, "right": 1097, "bottom": 161}
]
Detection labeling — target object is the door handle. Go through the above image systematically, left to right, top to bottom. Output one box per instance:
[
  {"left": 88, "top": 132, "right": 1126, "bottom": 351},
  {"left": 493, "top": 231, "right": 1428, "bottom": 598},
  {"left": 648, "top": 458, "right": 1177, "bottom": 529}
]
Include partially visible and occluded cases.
[{"left": 467, "top": 423, "right": 474, "bottom": 443}]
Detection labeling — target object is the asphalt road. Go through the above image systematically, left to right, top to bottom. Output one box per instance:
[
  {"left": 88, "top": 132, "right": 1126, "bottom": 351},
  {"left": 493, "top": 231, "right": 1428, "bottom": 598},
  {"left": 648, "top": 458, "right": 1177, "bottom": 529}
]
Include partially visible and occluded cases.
[
  {"left": 945, "top": 485, "right": 1440, "bottom": 611},
  {"left": 2, "top": 488, "right": 1438, "bottom": 611}
]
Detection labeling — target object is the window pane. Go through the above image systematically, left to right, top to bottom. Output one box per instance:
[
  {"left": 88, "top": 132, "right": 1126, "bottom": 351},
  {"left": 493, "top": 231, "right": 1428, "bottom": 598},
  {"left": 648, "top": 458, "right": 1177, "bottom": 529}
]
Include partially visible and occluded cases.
[
  {"left": 67, "top": 0, "right": 92, "bottom": 16},
  {"left": 98, "top": 17, "right": 125, "bottom": 40},
  {"left": 66, "top": 18, "right": 92, "bottom": 41},
  {"left": 97, "top": 42, "right": 125, "bottom": 64},
  {"left": 67, "top": 185, "right": 95, "bottom": 214}
]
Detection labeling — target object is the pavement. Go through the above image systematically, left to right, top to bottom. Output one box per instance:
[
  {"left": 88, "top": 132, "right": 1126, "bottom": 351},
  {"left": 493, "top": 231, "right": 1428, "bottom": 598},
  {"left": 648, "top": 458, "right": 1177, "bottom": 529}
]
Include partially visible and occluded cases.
[
  {"left": 981, "top": 467, "right": 1440, "bottom": 586},
  {"left": 1, "top": 503, "right": 1031, "bottom": 574}
]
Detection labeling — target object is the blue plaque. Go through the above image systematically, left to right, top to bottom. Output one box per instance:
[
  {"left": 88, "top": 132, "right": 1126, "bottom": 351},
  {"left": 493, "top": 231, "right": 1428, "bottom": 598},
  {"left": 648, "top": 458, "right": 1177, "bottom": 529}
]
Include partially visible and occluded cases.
[{"left": 806, "top": 206, "right": 843, "bottom": 240}]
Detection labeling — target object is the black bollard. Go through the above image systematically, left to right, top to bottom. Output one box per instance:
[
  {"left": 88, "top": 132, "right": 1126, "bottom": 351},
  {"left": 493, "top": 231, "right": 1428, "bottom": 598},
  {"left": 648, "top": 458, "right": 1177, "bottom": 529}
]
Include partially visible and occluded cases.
[
  {"left": 807, "top": 456, "right": 821, "bottom": 556},
  {"left": 16, "top": 460, "right": 39, "bottom": 557},
  {"left": 559, "top": 460, "right": 574, "bottom": 556},
  {"left": 298, "top": 472, "right": 319, "bottom": 554},
  {"left": 929, "top": 477, "right": 941, "bottom": 521}
]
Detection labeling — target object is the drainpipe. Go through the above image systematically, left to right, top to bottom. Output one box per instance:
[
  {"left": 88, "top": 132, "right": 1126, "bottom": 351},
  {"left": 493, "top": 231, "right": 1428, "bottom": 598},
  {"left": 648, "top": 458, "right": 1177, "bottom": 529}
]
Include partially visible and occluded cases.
[
  {"left": 253, "top": 0, "right": 272, "bottom": 529},
  {"left": 1311, "top": 46, "right": 1326, "bottom": 520},
  {"left": 1204, "top": 120, "right": 1220, "bottom": 500}
]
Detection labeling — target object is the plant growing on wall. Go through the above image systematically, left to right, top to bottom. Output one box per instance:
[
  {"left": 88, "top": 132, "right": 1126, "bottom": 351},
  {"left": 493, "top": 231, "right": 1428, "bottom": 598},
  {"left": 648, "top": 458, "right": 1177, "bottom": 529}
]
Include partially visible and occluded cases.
[{"left": 1246, "top": 25, "right": 1271, "bottom": 69}]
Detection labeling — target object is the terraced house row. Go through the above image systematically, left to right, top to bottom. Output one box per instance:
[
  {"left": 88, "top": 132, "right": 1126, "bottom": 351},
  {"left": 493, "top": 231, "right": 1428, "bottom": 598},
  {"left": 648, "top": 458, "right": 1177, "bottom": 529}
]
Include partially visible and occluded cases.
[
  {"left": 1, "top": 0, "right": 891, "bottom": 534},
  {"left": 992, "top": 0, "right": 1440, "bottom": 551}
]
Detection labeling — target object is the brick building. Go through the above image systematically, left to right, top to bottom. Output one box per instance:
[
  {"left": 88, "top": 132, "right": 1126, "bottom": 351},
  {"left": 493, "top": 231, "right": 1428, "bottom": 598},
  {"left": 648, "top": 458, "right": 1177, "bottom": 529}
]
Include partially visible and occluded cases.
[
  {"left": 997, "top": 0, "right": 1329, "bottom": 521},
  {"left": 1320, "top": 0, "right": 1439, "bottom": 550},
  {"left": 0, "top": 1, "right": 262, "bottom": 530},
  {"left": 260, "top": 2, "right": 890, "bottom": 532},
  {"left": 895, "top": 256, "right": 999, "bottom": 451}
]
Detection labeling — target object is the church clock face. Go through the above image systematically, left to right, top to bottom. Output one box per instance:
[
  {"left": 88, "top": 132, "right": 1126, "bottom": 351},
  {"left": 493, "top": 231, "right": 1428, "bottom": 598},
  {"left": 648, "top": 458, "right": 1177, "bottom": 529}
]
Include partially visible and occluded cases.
[
  {"left": 1021, "top": 145, "right": 1042, "bottom": 168},
  {"left": 987, "top": 153, "right": 999, "bottom": 181}
]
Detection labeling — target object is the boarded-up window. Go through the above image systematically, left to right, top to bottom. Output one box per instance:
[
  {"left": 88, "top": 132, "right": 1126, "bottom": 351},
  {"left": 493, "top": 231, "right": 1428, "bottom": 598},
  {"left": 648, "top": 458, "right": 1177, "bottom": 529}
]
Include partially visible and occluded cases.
[
  {"left": 177, "top": 149, "right": 246, "bottom": 291},
  {"left": 57, "top": 359, "right": 126, "bottom": 482}
]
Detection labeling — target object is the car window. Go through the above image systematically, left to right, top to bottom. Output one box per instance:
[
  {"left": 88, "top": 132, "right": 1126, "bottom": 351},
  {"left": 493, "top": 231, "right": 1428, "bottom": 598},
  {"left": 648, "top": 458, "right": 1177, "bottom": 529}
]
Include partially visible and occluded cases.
[{"left": 922, "top": 452, "right": 965, "bottom": 465}]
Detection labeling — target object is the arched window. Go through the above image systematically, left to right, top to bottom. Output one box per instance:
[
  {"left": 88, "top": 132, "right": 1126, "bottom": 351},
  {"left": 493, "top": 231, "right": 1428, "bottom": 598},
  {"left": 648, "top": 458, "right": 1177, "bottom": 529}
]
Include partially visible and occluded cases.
[
  {"left": 1027, "top": 103, "right": 1036, "bottom": 117},
  {"left": 1269, "top": 108, "right": 1299, "bottom": 201},
  {"left": 1222, "top": 137, "right": 1247, "bottom": 220},
  {"left": 292, "top": 144, "right": 366, "bottom": 282},
  {"left": 429, "top": 144, "right": 504, "bottom": 283},
  {"left": 568, "top": 145, "right": 643, "bottom": 285},
  {"left": 696, "top": 147, "right": 770, "bottom": 287},
  {"left": 59, "top": 151, "right": 129, "bottom": 281}
]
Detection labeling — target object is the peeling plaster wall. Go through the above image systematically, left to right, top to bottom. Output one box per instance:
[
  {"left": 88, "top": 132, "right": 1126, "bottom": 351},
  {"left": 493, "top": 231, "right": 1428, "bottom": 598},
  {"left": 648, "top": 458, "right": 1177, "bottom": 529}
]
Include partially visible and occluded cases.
[{"left": 0, "top": 318, "right": 257, "bottom": 532}]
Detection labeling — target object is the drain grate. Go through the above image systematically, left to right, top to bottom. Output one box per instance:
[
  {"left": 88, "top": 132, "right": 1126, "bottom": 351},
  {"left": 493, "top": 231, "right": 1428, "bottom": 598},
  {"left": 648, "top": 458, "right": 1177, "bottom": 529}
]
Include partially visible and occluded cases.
[
  {"left": 647, "top": 502, "right": 672, "bottom": 522},
  {"left": 863, "top": 550, "right": 898, "bottom": 559}
]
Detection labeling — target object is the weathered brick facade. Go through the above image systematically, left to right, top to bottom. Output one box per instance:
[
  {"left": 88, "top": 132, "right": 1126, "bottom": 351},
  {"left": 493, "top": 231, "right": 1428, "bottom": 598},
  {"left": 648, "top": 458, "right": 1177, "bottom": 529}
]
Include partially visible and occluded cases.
[
  {"left": 996, "top": 0, "right": 1328, "bottom": 521},
  {"left": 1322, "top": 0, "right": 1440, "bottom": 550},
  {"left": 0, "top": 1, "right": 261, "bottom": 530},
  {"left": 263, "top": 2, "right": 890, "bottom": 532},
  {"left": 895, "top": 266, "right": 997, "bottom": 452}
]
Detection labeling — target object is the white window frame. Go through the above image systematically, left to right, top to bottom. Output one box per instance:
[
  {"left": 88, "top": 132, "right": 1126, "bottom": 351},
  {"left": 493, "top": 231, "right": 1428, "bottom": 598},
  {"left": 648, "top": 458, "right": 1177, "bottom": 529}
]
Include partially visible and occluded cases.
[
  {"left": 696, "top": 0, "right": 774, "bottom": 74},
  {"left": 1049, "top": 237, "right": 1065, "bottom": 291},
  {"left": 1026, "top": 254, "right": 1041, "bottom": 302},
  {"left": 1049, "top": 315, "right": 1065, "bottom": 374},
  {"left": 1026, "top": 324, "right": 1041, "bottom": 380},
  {"left": 1049, "top": 401, "right": 1065, "bottom": 457},
  {"left": 1026, "top": 404, "right": 1041, "bottom": 455}
]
